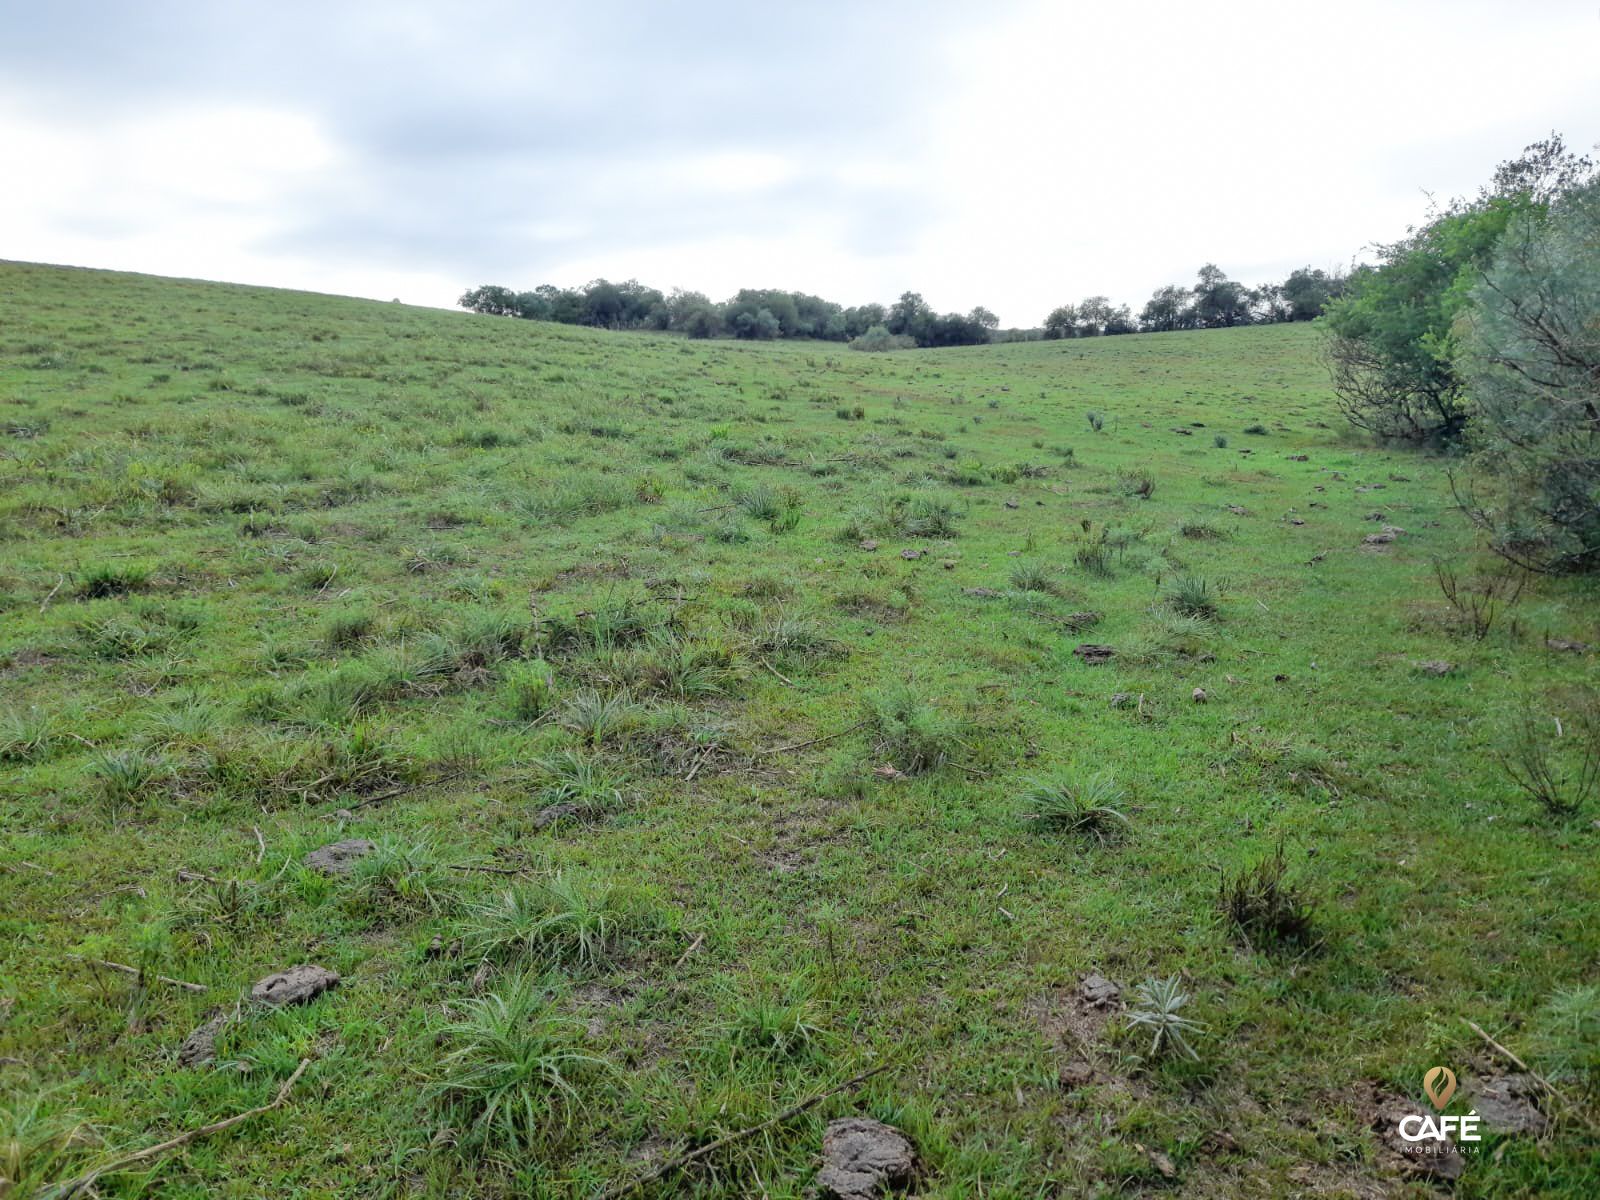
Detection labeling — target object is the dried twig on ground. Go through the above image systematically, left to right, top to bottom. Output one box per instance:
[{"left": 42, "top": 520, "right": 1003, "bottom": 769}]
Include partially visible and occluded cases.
[
  {"left": 757, "top": 719, "right": 867, "bottom": 756},
  {"left": 69, "top": 955, "right": 207, "bottom": 994},
  {"left": 1464, "top": 1018, "right": 1599, "bottom": 1133},
  {"left": 53, "top": 1058, "right": 312, "bottom": 1197}
]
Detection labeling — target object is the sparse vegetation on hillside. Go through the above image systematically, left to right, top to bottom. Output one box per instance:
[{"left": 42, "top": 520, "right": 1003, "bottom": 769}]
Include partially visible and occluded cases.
[{"left": 2, "top": 261, "right": 1598, "bottom": 1195}]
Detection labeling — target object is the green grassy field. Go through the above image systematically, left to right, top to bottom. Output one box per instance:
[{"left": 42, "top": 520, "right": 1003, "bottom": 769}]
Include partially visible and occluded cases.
[{"left": 2, "top": 260, "right": 1598, "bottom": 1198}]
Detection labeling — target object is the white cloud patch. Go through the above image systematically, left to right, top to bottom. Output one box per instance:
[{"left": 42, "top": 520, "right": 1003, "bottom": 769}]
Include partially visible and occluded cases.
[{"left": 1, "top": 0, "right": 1597, "bottom": 323}]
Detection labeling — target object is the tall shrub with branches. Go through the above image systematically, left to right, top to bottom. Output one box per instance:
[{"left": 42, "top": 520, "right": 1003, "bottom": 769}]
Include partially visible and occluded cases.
[
  {"left": 1323, "top": 135, "right": 1593, "bottom": 446},
  {"left": 1455, "top": 176, "right": 1600, "bottom": 572}
]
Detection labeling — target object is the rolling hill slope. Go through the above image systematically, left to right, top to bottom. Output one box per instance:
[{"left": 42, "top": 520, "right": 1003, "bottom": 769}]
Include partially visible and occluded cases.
[{"left": 2, "top": 260, "right": 1597, "bottom": 1197}]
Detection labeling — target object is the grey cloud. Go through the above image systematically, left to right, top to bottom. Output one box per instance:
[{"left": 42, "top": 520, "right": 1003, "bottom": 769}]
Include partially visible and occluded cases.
[{"left": 4, "top": 0, "right": 977, "bottom": 294}]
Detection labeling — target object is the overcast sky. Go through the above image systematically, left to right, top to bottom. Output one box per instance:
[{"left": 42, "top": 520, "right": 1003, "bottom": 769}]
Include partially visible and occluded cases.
[{"left": 3, "top": 1, "right": 1597, "bottom": 326}]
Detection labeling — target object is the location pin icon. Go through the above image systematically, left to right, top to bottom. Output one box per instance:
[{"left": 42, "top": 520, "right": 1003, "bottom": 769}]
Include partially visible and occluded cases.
[{"left": 1423, "top": 1066, "right": 1457, "bottom": 1110}]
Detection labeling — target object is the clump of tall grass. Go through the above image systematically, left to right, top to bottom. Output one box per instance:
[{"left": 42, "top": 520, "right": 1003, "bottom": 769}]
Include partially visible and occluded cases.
[
  {"left": 1117, "top": 468, "right": 1156, "bottom": 500},
  {"left": 900, "top": 492, "right": 963, "bottom": 538},
  {"left": 1009, "top": 561, "right": 1061, "bottom": 595},
  {"left": 75, "top": 562, "right": 150, "bottom": 598},
  {"left": 1164, "top": 575, "right": 1220, "bottom": 619},
  {"left": 536, "top": 595, "right": 668, "bottom": 656},
  {"left": 321, "top": 609, "right": 376, "bottom": 652},
  {"left": 751, "top": 610, "right": 839, "bottom": 664},
  {"left": 628, "top": 634, "right": 740, "bottom": 700},
  {"left": 500, "top": 660, "right": 556, "bottom": 720},
  {"left": 865, "top": 683, "right": 963, "bottom": 775},
  {"left": 558, "top": 689, "right": 644, "bottom": 748},
  {"left": 0, "top": 706, "right": 61, "bottom": 763},
  {"left": 90, "top": 748, "right": 170, "bottom": 812},
  {"left": 531, "top": 751, "right": 625, "bottom": 817},
  {"left": 1021, "top": 774, "right": 1129, "bottom": 842},
  {"left": 349, "top": 837, "right": 451, "bottom": 915},
  {"left": 1218, "top": 843, "right": 1319, "bottom": 951},
  {"left": 462, "top": 873, "right": 647, "bottom": 971},
  {"left": 428, "top": 976, "right": 609, "bottom": 1157},
  {"left": 721, "top": 979, "right": 825, "bottom": 1061},
  {"left": 0, "top": 1089, "right": 99, "bottom": 1196}
]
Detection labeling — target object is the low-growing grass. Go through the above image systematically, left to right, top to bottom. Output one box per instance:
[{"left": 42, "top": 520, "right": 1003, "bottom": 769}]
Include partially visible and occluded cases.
[{"left": 3, "top": 262, "right": 1598, "bottom": 1196}]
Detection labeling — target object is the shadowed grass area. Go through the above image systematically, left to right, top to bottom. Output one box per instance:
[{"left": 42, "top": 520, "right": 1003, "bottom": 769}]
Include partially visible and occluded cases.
[{"left": 2, "top": 260, "right": 1598, "bottom": 1196}]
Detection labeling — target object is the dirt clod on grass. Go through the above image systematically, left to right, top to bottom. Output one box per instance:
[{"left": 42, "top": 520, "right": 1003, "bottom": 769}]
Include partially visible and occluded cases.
[
  {"left": 534, "top": 803, "right": 581, "bottom": 829},
  {"left": 302, "top": 838, "right": 375, "bottom": 875},
  {"left": 251, "top": 964, "right": 340, "bottom": 1007},
  {"left": 1079, "top": 973, "right": 1121, "bottom": 1009},
  {"left": 177, "top": 1009, "right": 232, "bottom": 1067},
  {"left": 1470, "top": 1073, "right": 1547, "bottom": 1136},
  {"left": 1361, "top": 1085, "right": 1466, "bottom": 1182},
  {"left": 818, "top": 1117, "right": 916, "bottom": 1200}
]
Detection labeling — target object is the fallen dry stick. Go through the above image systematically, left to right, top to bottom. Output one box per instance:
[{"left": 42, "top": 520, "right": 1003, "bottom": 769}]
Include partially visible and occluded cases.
[
  {"left": 39, "top": 573, "right": 66, "bottom": 613},
  {"left": 758, "top": 656, "right": 796, "bottom": 687},
  {"left": 758, "top": 719, "right": 867, "bottom": 756},
  {"left": 683, "top": 744, "right": 717, "bottom": 783},
  {"left": 337, "top": 768, "right": 466, "bottom": 814},
  {"left": 673, "top": 932, "right": 705, "bottom": 968},
  {"left": 69, "top": 955, "right": 207, "bottom": 994},
  {"left": 1464, "top": 1018, "right": 1599, "bottom": 1133},
  {"left": 54, "top": 1058, "right": 312, "bottom": 1197},
  {"left": 595, "top": 1062, "right": 892, "bottom": 1200}
]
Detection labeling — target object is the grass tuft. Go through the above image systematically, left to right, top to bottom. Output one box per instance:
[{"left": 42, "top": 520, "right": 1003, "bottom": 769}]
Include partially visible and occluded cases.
[
  {"left": 865, "top": 683, "right": 962, "bottom": 774},
  {"left": 1021, "top": 773, "right": 1130, "bottom": 842},
  {"left": 1218, "top": 843, "right": 1319, "bottom": 951},
  {"left": 463, "top": 873, "right": 646, "bottom": 972},
  {"left": 428, "top": 976, "right": 608, "bottom": 1158}
]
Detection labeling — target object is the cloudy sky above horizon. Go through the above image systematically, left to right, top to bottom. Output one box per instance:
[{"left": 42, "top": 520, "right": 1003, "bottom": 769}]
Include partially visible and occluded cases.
[{"left": 2, "top": 1, "right": 1597, "bottom": 326}]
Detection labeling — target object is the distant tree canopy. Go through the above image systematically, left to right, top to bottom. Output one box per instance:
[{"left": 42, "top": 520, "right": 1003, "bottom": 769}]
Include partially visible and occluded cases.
[
  {"left": 460, "top": 263, "right": 1347, "bottom": 349},
  {"left": 1046, "top": 265, "right": 1346, "bottom": 341},
  {"left": 459, "top": 280, "right": 992, "bottom": 349}
]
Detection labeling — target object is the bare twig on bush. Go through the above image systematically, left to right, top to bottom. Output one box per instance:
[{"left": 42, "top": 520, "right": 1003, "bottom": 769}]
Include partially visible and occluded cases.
[
  {"left": 1433, "top": 558, "right": 1527, "bottom": 639},
  {"left": 1498, "top": 694, "right": 1600, "bottom": 817}
]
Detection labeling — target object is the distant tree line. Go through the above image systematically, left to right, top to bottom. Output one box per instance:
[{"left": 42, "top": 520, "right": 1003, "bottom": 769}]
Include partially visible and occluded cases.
[
  {"left": 1044, "top": 264, "right": 1346, "bottom": 339},
  {"left": 459, "top": 265, "right": 1345, "bottom": 349},
  {"left": 457, "top": 282, "right": 999, "bottom": 348}
]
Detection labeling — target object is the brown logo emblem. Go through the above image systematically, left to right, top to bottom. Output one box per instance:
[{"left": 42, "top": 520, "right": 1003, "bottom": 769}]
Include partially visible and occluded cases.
[{"left": 1423, "top": 1066, "right": 1457, "bottom": 1110}]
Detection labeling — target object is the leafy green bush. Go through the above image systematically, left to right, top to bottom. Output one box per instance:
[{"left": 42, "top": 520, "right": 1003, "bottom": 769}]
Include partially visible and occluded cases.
[
  {"left": 1324, "top": 135, "right": 1593, "bottom": 445},
  {"left": 1456, "top": 176, "right": 1600, "bottom": 572},
  {"left": 848, "top": 325, "right": 916, "bottom": 352}
]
